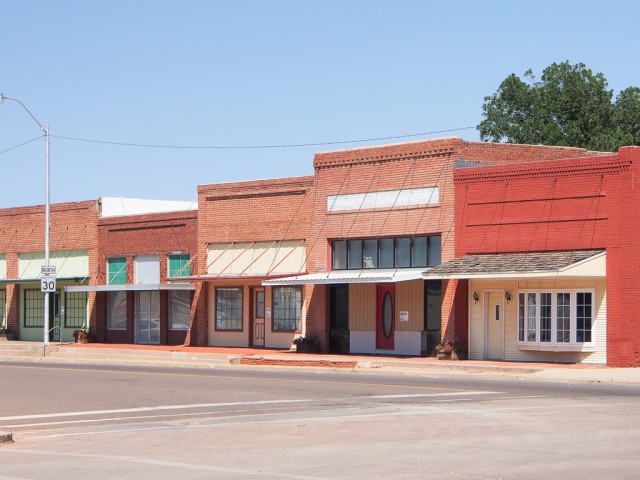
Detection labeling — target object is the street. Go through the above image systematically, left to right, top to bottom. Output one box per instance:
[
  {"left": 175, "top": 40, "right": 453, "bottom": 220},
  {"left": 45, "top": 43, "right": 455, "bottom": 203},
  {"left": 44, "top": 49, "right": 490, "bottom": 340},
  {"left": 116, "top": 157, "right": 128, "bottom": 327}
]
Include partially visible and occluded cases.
[{"left": 1, "top": 362, "right": 639, "bottom": 479}]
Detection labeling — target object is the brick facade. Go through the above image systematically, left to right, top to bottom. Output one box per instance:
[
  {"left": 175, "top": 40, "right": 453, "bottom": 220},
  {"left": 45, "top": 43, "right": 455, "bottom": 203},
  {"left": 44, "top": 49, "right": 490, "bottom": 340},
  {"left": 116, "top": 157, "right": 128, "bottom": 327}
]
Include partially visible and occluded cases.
[
  {"left": 454, "top": 146, "right": 640, "bottom": 366},
  {"left": 0, "top": 200, "right": 99, "bottom": 339},
  {"left": 96, "top": 208, "right": 198, "bottom": 345}
]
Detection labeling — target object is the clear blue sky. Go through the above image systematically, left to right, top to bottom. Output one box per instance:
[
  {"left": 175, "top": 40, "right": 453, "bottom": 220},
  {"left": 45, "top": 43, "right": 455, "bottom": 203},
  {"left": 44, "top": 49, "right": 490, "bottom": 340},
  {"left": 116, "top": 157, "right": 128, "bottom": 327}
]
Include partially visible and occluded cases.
[{"left": 1, "top": 0, "right": 638, "bottom": 208}]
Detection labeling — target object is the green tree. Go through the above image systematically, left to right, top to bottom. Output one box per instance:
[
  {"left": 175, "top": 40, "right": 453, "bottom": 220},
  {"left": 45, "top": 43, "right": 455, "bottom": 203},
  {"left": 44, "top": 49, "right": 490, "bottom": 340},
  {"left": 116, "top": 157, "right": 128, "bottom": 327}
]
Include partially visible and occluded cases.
[{"left": 478, "top": 62, "right": 640, "bottom": 151}]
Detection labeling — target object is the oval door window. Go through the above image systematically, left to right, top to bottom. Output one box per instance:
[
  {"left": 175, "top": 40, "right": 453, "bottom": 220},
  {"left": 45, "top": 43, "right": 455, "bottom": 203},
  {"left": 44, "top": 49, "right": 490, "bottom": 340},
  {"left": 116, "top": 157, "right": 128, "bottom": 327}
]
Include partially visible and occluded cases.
[{"left": 383, "top": 292, "right": 393, "bottom": 338}]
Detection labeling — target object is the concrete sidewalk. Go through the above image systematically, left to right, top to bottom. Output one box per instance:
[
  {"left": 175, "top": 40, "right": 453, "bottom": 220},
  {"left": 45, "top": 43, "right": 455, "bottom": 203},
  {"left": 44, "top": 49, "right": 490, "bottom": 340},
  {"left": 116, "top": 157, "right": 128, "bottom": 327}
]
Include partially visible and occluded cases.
[{"left": 1, "top": 341, "right": 638, "bottom": 384}]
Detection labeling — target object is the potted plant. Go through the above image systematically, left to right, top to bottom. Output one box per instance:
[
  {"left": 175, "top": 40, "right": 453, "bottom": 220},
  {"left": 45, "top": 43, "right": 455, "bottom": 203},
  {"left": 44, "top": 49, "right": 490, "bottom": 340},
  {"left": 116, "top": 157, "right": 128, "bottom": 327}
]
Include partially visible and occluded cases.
[
  {"left": 0, "top": 326, "right": 15, "bottom": 341},
  {"left": 72, "top": 329, "right": 94, "bottom": 344},
  {"left": 293, "top": 334, "right": 319, "bottom": 353},
  {"left": 435, "top": 337, "right": 465, "bottom": 360}
]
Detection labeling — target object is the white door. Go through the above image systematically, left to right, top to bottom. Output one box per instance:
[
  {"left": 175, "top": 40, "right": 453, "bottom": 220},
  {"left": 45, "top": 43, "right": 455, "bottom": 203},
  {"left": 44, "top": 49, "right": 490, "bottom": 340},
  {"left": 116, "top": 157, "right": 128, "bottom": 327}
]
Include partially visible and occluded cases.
[
  {"left": 252, "top": 288, "right": 265, "bottom": 347},
  {"left": 135, "top": 291, "right": 160, "bottom": 344},
  {"left": 486, "top": 291, "right": 504, "bottom": 360}
]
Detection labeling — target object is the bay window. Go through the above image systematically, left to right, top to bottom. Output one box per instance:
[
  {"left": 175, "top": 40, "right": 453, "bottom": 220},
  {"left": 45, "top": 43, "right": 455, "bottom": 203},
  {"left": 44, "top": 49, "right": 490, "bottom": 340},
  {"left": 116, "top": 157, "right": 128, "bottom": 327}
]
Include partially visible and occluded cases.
[{"left": 518, "top": 290, "right": 594, "bottom": 347}]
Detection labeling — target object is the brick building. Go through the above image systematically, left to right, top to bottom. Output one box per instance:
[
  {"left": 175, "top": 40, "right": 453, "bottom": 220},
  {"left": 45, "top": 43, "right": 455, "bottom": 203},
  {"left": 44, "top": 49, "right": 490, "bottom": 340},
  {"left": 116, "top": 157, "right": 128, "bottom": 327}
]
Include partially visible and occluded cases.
[
  {"left": 4, "top": 137, "right": 638, "bottom": 366},
  {"left": 264, "top": 138, "right": 607, "bottom": 356},
  {"left": 425, "top": 146, "right": 640, "bottom": 366},
  {"left": 184, "top": 177, "right": 314, "bottom": 349},
  {"left": 66, "top": 198, "right": 198, "bottom": 345},
  {"left": 0, "top": 200, "right": 99, "bottom": 342}
]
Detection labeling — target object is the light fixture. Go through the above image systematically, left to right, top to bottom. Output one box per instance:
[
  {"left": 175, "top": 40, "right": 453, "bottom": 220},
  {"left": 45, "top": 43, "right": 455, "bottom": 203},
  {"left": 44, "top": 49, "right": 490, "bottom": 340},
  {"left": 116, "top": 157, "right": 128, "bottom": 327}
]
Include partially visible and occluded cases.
[
  {"left": 1, "top": 93, "right": 51, "bottom": 347},
  {"left": 473, "top": 291, "right": 479, "bottom": 304},
  {"left": 505, "top": 291, "right": 512, "bottom": 303}
]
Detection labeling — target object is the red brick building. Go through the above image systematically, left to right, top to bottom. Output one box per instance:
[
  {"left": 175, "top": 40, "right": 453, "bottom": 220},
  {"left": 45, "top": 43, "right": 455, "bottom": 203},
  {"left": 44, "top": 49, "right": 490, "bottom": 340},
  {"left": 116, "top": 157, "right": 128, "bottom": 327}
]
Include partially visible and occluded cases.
[
  {"left": 264, "top": 138, "right": 607, "bottom": 355},
  {"left": 426, "top": 146, "right": 640, "bottom": 366},
  {"left": 66, "top": 198, "right": 198, "bottom": 345},
  {"left": 0, "top": 200, "right": 99, "bottom": 342}
]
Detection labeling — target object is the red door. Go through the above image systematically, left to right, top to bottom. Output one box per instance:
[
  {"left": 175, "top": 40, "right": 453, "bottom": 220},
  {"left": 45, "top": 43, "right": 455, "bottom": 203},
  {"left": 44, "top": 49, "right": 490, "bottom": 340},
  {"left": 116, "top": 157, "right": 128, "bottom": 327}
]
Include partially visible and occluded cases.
[{"left": 376, "top": 284, "right": 395, "bottom": 350}]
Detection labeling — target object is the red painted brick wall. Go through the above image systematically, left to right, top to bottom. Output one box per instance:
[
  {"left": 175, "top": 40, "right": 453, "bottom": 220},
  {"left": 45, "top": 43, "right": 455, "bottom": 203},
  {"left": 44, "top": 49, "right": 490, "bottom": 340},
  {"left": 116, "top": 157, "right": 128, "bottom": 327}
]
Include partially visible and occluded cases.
[{"left": 454, "top": 146, "right": 640, "bottom": 366}]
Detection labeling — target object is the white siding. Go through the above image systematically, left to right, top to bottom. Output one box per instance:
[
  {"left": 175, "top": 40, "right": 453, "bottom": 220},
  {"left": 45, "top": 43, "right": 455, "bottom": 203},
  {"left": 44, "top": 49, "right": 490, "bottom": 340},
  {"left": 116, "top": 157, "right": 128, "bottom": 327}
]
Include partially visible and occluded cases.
[
  {"left": 0, "top": 254, "right": 5, "bottom": 280},
  {"left": 469, "top": 278, "right": 606, "bottom": 365}
]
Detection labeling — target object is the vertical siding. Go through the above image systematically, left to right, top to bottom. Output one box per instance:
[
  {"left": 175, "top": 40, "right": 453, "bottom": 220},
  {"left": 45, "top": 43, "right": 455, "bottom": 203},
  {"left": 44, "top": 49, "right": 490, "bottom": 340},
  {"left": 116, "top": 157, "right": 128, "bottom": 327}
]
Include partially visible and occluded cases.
[
  {"left": 469, "top": 278, "right": 606, "bottom": 364},
  {"left": 395, "top": 280, "right": 424, "bottom": 331},
  {"left": 349, "top": 284, "right": 376, "bottom": 331}
]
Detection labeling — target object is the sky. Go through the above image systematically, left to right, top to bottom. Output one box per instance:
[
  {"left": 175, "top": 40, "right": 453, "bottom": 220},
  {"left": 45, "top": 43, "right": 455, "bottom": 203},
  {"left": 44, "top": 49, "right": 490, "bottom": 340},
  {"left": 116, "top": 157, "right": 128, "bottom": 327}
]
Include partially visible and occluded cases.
[{"left": 1, "top": 0, "right": 639, "bottom": 208}]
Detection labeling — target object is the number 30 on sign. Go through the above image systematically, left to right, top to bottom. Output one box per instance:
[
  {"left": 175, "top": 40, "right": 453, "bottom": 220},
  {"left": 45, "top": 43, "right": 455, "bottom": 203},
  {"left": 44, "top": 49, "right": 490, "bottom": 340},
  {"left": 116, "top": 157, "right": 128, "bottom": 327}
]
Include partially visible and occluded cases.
[{"left": 41, "top": 276, "right": 56, "bottom": 292}]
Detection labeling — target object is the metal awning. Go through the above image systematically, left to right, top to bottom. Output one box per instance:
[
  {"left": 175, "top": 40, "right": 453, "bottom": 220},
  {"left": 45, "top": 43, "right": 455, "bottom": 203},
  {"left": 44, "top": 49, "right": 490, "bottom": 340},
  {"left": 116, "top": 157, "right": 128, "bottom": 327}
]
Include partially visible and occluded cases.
[
  {"left": 422, "top": 251, "right": 606, "bottom": 280},
  {"left": 262, "top": 268, "right": 429, "bottom": 286},
  {"left": 168, "top": 273, "right": 300, "bottom": 283},
  {"left": 0, "top": 277, "right": 87, "bottom": 285},
  {"left": 64, "top": 283, "right": 196, "bottom": 293}
]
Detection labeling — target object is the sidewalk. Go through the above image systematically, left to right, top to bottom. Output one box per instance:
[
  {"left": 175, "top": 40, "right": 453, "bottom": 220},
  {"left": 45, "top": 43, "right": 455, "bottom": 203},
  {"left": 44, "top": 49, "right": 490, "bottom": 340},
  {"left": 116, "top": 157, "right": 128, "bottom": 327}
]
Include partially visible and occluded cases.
[{"left": 1, "top": 341, "right": 639, "bottom": 384}]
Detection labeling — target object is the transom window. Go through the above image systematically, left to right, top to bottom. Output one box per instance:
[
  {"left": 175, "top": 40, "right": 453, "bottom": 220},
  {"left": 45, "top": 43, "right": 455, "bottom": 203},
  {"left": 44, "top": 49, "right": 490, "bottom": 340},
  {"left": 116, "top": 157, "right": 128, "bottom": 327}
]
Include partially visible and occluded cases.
[
  {"left": 332, "top": 236, "right": 441, "bottom": 270},
  {"left": 168, "top": 253, "right": 190, "bottom": 281},
  {"left": 107, "top": 257, "right": 127, "bottom": 285},
  {"left": 272, "top": 287, "right": 301, "bottom": 331},
  {"left": 216, "top": 288, "right": 243, "bottom": 331},
  {"left": 518, "top": 290, "right": 594, "bottom": 346}
]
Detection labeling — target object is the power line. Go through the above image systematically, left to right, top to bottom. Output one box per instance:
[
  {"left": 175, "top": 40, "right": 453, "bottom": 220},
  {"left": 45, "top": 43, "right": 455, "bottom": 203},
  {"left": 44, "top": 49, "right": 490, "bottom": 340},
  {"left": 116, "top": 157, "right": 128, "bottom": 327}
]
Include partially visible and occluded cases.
[
  {"left": 50, "top": 126, "right": 476, "bottom": 150},
  {"left": 0, "top": 135, "right": 43, "bottom": 154}
]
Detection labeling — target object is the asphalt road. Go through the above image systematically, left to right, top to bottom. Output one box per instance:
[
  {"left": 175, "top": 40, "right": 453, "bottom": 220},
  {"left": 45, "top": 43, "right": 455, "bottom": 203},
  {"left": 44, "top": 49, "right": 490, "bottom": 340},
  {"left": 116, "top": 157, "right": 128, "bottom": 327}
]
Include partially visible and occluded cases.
[{"left": 1, "top": 362, "right": 639, "bottom": 479}]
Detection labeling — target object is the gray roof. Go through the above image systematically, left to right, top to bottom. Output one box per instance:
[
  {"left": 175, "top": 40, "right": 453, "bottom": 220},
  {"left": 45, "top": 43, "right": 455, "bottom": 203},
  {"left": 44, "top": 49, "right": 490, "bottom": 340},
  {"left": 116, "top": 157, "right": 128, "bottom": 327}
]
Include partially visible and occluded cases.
[{"left": 428, "top": 250, "right": 604, "bottom": 276}]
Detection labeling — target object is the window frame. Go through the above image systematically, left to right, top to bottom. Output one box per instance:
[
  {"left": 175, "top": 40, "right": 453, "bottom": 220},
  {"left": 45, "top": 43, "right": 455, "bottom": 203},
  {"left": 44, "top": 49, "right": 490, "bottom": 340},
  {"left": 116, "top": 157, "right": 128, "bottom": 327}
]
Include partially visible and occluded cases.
[
  {"left": 330, "top": 235, "right": 441, "bottom": 270},
  {"left": 168, "top": 253, "right": 190, "bottom": 282},
  {"left": 107, "top": 257, "right": 127, "bottom": 285},
  {"left": 271, "top": 286, "right": 302, "bottom": 332},
  {"left": 215, "top": 287, "right": 243, "bottom": 331},
  {"left": 0, "top": 289, "right": 6, "bottom": 328},
  {"left": 23, "top": 289, "right": 44, "bottom": 328},
  {"left": 517, "top": 289, "right": 595, "bottom": 349},
  {"left": 169, "top": 290, "right": 191, "bottom": 330},
  {"left": 64, "top": 291, "right": 87, "bottom": 328},
  {"left": 107, "top": 291, "right": 127, "bottom": 331}
]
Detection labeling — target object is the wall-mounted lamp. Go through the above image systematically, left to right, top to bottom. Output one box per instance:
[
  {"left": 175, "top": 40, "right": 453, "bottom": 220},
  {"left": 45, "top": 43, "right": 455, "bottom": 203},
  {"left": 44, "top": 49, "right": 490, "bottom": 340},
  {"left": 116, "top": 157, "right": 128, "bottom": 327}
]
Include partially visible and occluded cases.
[
  {"left": 473, "top": 291, "right": 479, "bottom": 304},
  {"left": 505, "top": 291, "right": 512, "bottom": 303}
]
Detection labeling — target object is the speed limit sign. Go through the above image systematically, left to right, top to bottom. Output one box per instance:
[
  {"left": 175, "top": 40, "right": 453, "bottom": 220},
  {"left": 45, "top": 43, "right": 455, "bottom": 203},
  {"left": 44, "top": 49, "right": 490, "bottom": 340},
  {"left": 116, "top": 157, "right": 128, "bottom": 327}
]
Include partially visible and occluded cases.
[{"left": 41, "top": 275, "right": 56, "bottom": 292}]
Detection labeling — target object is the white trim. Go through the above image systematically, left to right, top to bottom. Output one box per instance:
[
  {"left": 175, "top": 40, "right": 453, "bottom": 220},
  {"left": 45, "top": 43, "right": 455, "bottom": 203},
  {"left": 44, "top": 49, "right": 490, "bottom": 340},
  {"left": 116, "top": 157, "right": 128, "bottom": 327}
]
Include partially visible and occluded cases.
[{"left": 262, "top": 268, "right": 428, "bottom": 286}]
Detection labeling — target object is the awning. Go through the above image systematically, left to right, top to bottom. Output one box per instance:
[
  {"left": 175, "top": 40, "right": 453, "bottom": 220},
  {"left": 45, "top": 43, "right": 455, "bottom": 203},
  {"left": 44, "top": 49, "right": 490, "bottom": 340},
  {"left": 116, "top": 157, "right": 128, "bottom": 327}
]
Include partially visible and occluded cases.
[
  {"left": 422, "top": 251, "right": 605, "bottom": 280},
  {"left": 262, "top": 268, "right": 429, "bottom": 286},
  {"left": 168, "top": 273, "right": 298, "bottom": 283},
  {"left": 0, "top": 277, "right": 88, "bottom": 285},
  {"left": 64, "top": 283, "right": 196, "bottom": 293}
]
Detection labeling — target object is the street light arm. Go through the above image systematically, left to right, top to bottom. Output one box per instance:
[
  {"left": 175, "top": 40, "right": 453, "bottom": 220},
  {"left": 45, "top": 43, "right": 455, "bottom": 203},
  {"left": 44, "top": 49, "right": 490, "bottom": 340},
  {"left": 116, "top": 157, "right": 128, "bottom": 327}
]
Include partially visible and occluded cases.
[{"left": 0, "top": 93, "right": 45, "bottom": 131}]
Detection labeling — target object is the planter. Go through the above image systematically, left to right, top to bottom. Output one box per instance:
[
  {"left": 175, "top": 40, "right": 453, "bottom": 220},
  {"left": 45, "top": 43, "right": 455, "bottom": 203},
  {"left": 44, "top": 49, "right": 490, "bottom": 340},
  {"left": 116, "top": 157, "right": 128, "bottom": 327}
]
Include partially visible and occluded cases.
[
  {"left": 0, "top": 333, "right": 16, "bottom": 341},
  {"left": 437, "top": 350, "right": 465, "bottom": 360},
  {"left": 451, "top": 350, "right": 465, "bottom": 360}
]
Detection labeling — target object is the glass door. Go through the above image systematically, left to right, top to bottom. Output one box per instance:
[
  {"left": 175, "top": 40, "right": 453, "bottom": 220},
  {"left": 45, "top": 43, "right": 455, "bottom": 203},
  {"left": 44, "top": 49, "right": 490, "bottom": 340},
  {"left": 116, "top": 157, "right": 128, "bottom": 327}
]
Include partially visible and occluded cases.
[{"left": 135, "top": 291, "right": 160, "bottom": 344}]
